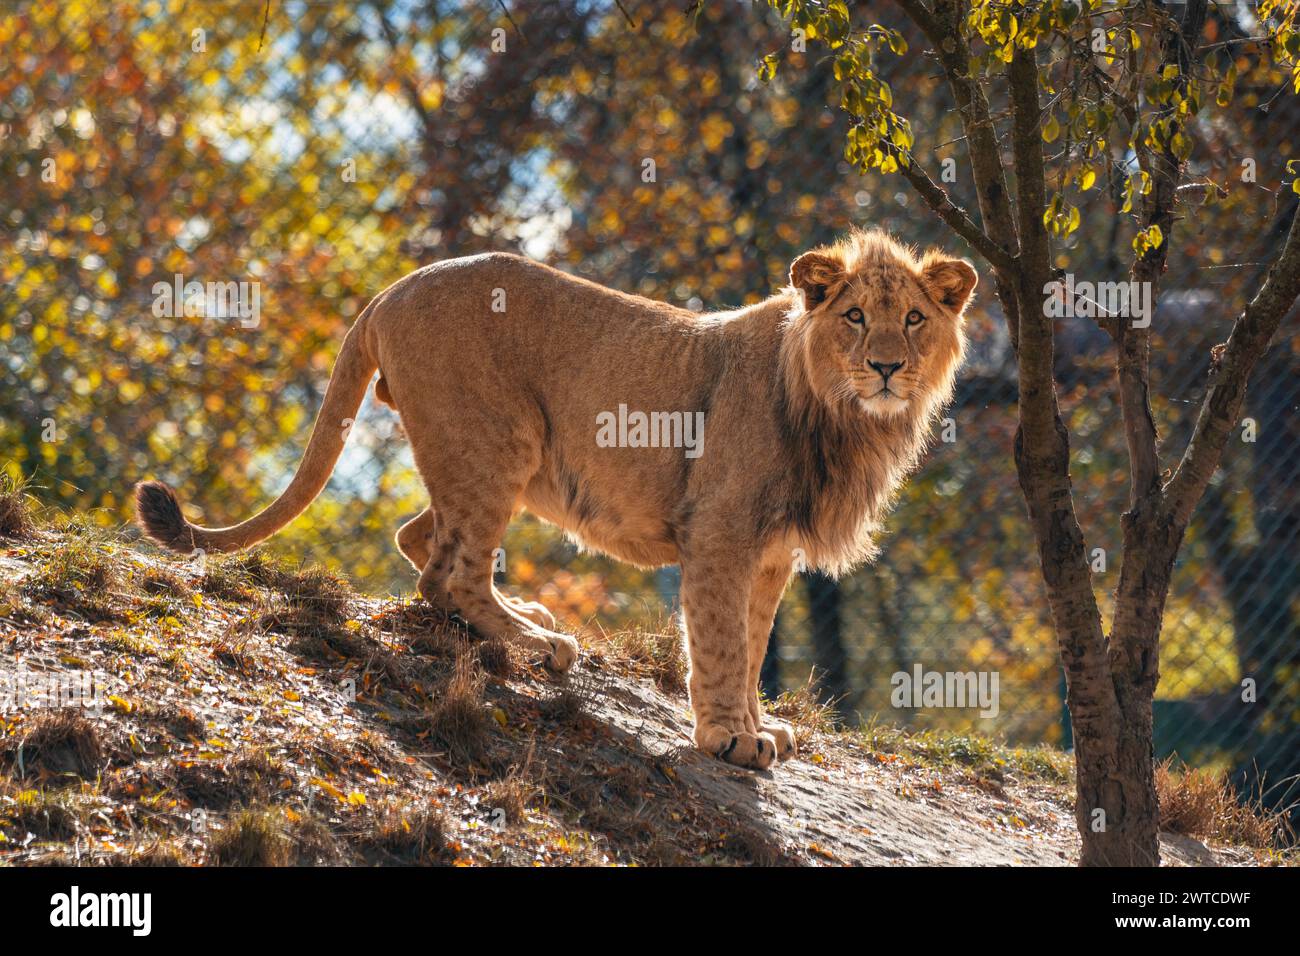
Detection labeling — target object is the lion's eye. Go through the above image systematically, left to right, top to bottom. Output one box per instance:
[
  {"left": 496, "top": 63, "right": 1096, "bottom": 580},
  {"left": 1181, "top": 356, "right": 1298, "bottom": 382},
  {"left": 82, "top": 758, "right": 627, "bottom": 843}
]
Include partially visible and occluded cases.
[
  {"left": 844, "top": 308, "right": 865, "bottom": 325},
  {"left": 905, "top": 309, "right": 926, "bottom": 327}
]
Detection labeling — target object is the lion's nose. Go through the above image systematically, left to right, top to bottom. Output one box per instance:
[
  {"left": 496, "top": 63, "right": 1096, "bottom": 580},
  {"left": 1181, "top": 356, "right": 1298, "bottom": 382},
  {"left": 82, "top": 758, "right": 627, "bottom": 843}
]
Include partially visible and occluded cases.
[{"left": 867, "top": 359, "right": 905, "bottom": 381}]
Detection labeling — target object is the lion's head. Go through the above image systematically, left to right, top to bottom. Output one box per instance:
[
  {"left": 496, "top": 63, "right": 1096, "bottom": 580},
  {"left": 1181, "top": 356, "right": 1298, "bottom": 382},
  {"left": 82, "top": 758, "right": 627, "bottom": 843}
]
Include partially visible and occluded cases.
[{"left": 784, "top": 229, "right": 975, "bottom": 424}]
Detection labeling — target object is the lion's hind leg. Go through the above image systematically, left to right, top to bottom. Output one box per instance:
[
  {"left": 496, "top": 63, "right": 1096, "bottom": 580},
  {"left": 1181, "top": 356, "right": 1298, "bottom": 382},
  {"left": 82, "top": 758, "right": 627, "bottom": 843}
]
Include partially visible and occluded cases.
[
  {"left": 411, "top": 445, "right": 576, "bottom": 672},
  {"left": 398, "top": 506, "right": 556, "bottom": 629},
  {"left": 397, "top": 508, "right": 437, "bottom": 571}
]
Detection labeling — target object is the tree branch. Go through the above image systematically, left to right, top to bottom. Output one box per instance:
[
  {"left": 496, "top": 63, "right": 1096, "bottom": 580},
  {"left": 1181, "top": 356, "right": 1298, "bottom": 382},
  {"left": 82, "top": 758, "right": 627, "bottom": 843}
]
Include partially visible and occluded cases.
[
  {"left": 892, "top": 0, "right": 941, "bottom": 42},
  {"left": 902, "top": 0, "right": 1021, "bottom": 289},
  {"left": 1120, "top": 0, "right": 1208, "bottom": 507},
  {"left": 1002, "top": 38, "right": 1117, "bottom": 756},
  {"left": 1007, "top": 44, "right": 1054, "bottom": 410},
  {"left": 1007, "top": 48, "right": 1049, "bottom": 267},
  {"left": 894, "top": 153, "right": 1016, "bottom": 271},
  {"left": 1163, "top": 203, "right": 1300, "bottom": 526}
]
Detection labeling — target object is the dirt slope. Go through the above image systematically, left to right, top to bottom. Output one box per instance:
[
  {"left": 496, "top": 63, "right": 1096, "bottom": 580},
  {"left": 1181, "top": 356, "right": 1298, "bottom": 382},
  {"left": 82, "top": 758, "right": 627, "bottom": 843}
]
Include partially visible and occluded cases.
[{"left": 0, "top": 527, "right": 1263, "bottom": 866}]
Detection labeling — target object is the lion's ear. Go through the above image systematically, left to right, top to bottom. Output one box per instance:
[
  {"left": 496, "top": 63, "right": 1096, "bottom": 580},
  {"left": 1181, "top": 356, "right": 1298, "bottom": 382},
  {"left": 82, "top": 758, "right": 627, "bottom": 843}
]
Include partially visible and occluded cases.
[
  {"left": 789, "top": 251, "right": 845, "bottom": 309},
  {"left": 921, "top": 256, "right": 978, "bottom": 313}
]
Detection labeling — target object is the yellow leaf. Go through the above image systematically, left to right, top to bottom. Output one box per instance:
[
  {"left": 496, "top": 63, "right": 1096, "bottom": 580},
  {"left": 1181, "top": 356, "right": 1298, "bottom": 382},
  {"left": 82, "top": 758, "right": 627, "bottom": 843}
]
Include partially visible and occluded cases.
[
  {"left": 311, "top": 777, "right": 345, "bottom": 801},
  {"left": 808, "top": 843, "right": 838, "bottom": 861}
]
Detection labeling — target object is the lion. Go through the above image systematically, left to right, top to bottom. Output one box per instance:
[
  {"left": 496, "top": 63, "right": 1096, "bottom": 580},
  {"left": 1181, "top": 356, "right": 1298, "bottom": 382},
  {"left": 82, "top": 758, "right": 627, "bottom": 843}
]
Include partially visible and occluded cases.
[{"left": 136, "top": 228, "right": 975, "bottom": 771}]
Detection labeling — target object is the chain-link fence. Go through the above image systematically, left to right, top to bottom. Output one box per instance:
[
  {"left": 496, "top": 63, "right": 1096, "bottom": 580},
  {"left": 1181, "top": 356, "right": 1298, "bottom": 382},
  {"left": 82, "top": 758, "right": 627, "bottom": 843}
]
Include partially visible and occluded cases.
[{"left": 2, "top": 1, "right": 1296, "bottom": 814}]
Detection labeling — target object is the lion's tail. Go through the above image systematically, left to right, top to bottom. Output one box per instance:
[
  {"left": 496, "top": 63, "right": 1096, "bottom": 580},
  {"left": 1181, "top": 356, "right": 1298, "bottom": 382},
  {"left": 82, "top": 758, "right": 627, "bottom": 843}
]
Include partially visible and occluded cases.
[{"left": 135, "top": 303, "right": 379, "bottom": 555}]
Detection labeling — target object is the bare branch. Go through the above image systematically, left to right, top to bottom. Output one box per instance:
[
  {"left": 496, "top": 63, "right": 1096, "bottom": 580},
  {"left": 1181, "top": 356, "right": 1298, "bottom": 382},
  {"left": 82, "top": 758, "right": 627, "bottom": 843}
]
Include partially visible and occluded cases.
[
  {"left": 494, "top": 0, "right": 529, "bottom": 44},
  {"left": 613, "top": 0, "right": 638, "bottom": 29},
  {"left": 892, "top": 0, "right": 941, "bottom": 40},
  {"left": 901, "top": 0, "right": 1021, "bottom": 288},
  {"left": 1120, "top": 0, "right": 1208, "bottom": 507},
  {"left": 1003, "top": 43, "right": 1115, "bottom": 753},
  {"left": 1007, "top": 45, "right": 1054, "bottom": 423},
  {"left": 1007, "top": 48, "right": 1050, "bottom": 278},
  {"left": 893, "top": 151, "right": 1016, "bottom": 271},
  {"left": 1163, "top": 202, "right": 1300, "bottom": 526}
]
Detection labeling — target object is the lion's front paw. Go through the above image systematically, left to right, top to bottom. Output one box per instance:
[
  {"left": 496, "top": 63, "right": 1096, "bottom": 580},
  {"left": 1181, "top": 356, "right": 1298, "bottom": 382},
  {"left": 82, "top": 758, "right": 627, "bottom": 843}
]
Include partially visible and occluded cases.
[
  {"left": 543, "top": 634, "right": 580, "bottom": 673},
  {"left": 762, "top": 721, "right": 797, "bottom": 761},
  {"left": 696, "top": 723, "right": 778, "bottom": 770}
]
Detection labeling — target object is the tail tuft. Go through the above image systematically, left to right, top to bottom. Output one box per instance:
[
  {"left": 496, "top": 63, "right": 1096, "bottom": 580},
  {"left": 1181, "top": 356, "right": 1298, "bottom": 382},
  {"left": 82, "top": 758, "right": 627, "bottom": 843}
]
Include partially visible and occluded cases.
[{"left": 135, "top": 481, "right": 198, "bottom": 553}]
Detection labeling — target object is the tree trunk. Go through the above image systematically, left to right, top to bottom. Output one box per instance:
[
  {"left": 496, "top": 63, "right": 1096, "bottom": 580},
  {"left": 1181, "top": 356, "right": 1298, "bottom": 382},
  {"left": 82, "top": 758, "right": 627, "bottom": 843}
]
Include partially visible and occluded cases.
[{"left": 1092, "top": 504, "right": 1184, "bottom": 865}]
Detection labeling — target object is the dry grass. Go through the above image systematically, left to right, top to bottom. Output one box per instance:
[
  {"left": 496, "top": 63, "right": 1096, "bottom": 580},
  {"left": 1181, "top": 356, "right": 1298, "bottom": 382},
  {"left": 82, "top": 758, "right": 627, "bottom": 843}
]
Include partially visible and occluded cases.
[
  {"left": 0, "top": 473, "right": 36, "bottom": 539},
  {"left": 4, "top": 507, "right": 760, "bottom": 866},
  {"left": 24, "top": 534, "right": 123, "bottom": 622},
  {"left": 200, "top": 551, "right": 351, "bottom": 617},
  {"left": 199, "top": 555, "right": 257, "bottom": 601},
  {"left": 244, "top": 555, "right": 352, "bottom": 622},
  {"left": 218, "top": 556, "right": 355, "bottom": 638},
  {"left": 136, "top": 566, "right": 192, "bottom": 599},
  {"left": 0, "top": 577, "right": 44, "bottom": 625},
  {"left": 594, "top": 625, "right": 687, "bottom": 695},
  {"left": 475, "top": 635, "right": 516, "bottom": 678},
  {"left": 418, "top": 652, "right": 494, "bottom": 763},
  {"left": 766, "top": 676, "right": 841, "bottom": 740},
  {"left": 150, "top": 703, "right": 205, "bottom": 742},
  {"left": 0, "top": 710, "right": 105, "bottom": 782},
  {"left": 484, "top": 747, "right": 541, "bottom": 827},
  {"left": 166, "top": 748, "right": 288, "bottom": 810},
  {"left": 1157, "top": 759, "right": 1292, "bottom": 850},
  {"left": 1, "top": 788, "right": 82, "bottom": 840},
  {"left": 361, "top": 801, "right": 450, "bottom": 864},
  {"left": 209, "top": 808, "right": 293, "bottom": 866},
  {"left": 720, "top": 824, "right": 789, "bottom": 866},
  {"left": 123, "top": 841, "right": 188, "bottom": 866}
]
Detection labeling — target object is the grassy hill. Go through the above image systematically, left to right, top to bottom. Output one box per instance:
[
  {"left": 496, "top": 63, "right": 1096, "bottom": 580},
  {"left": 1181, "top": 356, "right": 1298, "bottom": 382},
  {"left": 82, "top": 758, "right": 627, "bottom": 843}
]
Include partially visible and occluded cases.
[{"left": 0, "top": 481, "right": 1290, "bottom": 866}]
